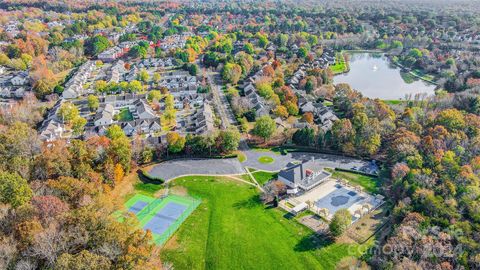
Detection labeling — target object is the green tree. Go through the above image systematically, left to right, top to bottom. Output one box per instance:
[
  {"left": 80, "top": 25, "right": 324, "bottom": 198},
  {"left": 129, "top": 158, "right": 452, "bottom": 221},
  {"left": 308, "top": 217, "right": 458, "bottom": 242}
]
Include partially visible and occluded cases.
[
  {"left": 256, "top": 32, "right": 269, "bottom": 48},
  {"left": 276, "top": 34, "right": 289, "bottom": 47},
  {"left": 84, "top": 35, "right": 110, "bottom": 57},
  {"left": 390, "top": 40, "right": 403, "bottom": 50},
  {"left": 243, "top": 42, "right": 254, "bottom": 54},
  {"left": 6, "top": 44, "right": 21, "bottom": 58},
  {"left": 129, "top": 45, "right": 148, "bottom": 59},
  {"left": 297, "top": 47, "right": 309, "bottom": 58},
  {"left": 408, "top": 48, "right": 423, "bottom": 59},
  {"left": 235, "top": 51, "right": 254, "bottom": 75},
  {"left": 222, "top": 62, "right": 242, "bottom": 84},
  {"left": 137, "top": 69, "right": 150, "bottom": 82},
  {"left": 153, "top": 72, "right": 161, "bottom": 83},
  {"left": 94, "top": 80, "right": 108, "bottom": 93},
  {"left": 128, "top": 80, "right": 143, "bottom": 92},
  {"left": 147, "top": 90, "right": 162, "bottom": 102},
  {"left": 87, "top": 95, "right": 99, "bottom": 111},
  {"left": 57, "top": 102, "right": 80, "bottom": 124},
  {"left": 436, "top": 109, "right": 465, "bottom": 131},
  {"left": 253, "top": 116, "right": 276, "bottom": 142},
  {"left": 72, "top": 117, "right": 87, "bottom": 136},
  {"left": 0, "top": 122, "right": 38, "bottom": 178},
  {"left": 106, "top": 125, "right": 126, "bottom": 140},
  {"left": 292, "top": 128, "right": 316, "bottom": 146},
  {"left": 216, "top": 129, "right": 241, "bottom": 153},
  {"left": 167, "top": 132, "right": 186, "bottom": 153},
  {"left": 108, "top": 136, "right": 132, "bottom": 173},
  {"left": 0, "top": 171, "right": 32, "bottom": 208},
  {"left": 329, "top": 208, "right": 351, "bottom": 237}
]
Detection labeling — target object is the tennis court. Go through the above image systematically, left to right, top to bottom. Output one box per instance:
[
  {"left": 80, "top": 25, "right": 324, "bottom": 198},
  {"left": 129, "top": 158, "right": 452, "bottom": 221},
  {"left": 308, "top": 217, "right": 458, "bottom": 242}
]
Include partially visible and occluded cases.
[{"left": 123, "top": 193, "right": 201, "bottom": 245}]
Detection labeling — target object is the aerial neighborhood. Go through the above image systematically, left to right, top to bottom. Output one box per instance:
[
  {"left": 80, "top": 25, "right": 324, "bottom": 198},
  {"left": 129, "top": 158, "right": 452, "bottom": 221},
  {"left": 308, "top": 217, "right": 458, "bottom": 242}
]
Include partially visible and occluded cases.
[{"left": 0, "top": 1, "right": 479, "bottom": 270}]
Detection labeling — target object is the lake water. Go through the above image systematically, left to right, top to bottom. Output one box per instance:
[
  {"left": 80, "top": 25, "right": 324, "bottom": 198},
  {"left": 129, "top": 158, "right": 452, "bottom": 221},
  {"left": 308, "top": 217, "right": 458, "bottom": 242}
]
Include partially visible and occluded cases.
[{"left": 334, "top": 53, "right": 436, "bottom": 100}]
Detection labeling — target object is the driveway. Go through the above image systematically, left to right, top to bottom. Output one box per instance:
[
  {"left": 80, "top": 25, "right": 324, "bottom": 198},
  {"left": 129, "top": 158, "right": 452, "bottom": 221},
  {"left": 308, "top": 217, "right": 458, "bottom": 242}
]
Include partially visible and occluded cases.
[
  {"left": 241, "top": 149, "right": 371, "bottom": 172},
  {"left": 148, "top": 158, "right": 244, "bottom": 181}
]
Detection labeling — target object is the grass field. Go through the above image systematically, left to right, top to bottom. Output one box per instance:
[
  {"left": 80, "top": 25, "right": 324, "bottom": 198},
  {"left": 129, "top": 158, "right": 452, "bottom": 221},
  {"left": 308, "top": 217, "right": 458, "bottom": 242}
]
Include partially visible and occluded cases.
[
  {"left": 330, "top": 53, "right": 349, "bottom": 74},
  {"left": 383, "top": 100, "right": 404, "bottom": 105},
  {"left": 117, "top": 108, "right": 134, "bottom": 121},
  {"left": 252, "top": 147, "right": 282, "bottom": 155},
  {"left": 236, "top": 151, "right": 247, "bottom": 163},
  {"left": 258, "top": 156, "right": 274, "bottom": 164},
  {"left": 328, "top": 169, "right": 380, "bottom": 193},
  {"left": 250, "top": 170, "right": 278, "bottom": 185},
  {"left": 161, "top": 176, "right": 369, "bottom": 269},
  {"left": 134, "top": 182, "right": 163, "bottom": 196}
]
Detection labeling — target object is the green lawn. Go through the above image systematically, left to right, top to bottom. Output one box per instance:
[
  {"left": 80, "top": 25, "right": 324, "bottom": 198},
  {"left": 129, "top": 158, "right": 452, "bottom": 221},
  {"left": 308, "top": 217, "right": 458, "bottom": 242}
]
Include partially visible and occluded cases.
[
  {"left": 330, "top": 53, "right": 349, "bottom": 74},
  {"left": 323, "top": 100, "right": 333, "bottom": 107},
  {"left": 383, "top": 100, "right": 404, "bottom": 105},
  {"left": 117, "top": 108, "right": 134, "bottom": 121},
  {"left": 251, "top": 147, "right": 282, "bottom": 155},
  {"left": 236, "top": 151, "right": 247, "bottom": 163},
  {"left": 258, "top": 156, "right": 274, "bottom": 164},
  {"left": 328, "top": 169, "right": 381, "bottom": 194},
  {"left": 250, "top": 170, "right": 278, "bottom": 185},
  {"left": 161, "top": 176, "right": 368, "bottom": 270},
  {"left": 133, "top": 182, "right": 163, "bottom": 196}
]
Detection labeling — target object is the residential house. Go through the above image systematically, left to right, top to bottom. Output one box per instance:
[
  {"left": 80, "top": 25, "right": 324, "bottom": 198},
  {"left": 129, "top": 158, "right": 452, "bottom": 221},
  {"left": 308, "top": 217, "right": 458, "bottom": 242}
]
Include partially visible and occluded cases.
[
  {"left": 63, "top": 61, "right": 95, "bottom": 99},
  {"left": 11, "top": 72, "right": 29, "bottom": 86},
  {"left": 243, "top": 82, "right": 271, "bottom": 117},
  {"left": 133, "top": 99, "right": 157, "bottom": 119},
  {"left": 300, "top": 101, "right": 338, "bottom": 132},
  {"left": 182, "top": 103, "right": 215, "bottom": 134},
  {"left": 94, "top": 104, "right": 115, "bottom": 126},
  {"left": 39, "top": 120, "right": 66, "bottom": 142},
  {"left": 278, "top": 158, "right": 332, "bottom": 194}
]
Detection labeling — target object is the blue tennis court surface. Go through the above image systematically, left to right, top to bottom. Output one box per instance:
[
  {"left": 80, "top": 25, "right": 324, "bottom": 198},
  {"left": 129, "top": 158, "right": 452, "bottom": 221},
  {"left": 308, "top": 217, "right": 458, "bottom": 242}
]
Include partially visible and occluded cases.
[
  {"left": 129, "top": 201, "right": 148, "bottom": 214},
  {"left": 144, "top": 202, "right": 187, "bottom": 235}
]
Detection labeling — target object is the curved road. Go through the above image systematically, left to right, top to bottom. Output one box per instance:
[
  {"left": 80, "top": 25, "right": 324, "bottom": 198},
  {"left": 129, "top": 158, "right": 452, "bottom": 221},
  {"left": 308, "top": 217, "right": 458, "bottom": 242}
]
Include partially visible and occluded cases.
[{"left": 148, "top": 149, "right": 373, "bottom": 181}]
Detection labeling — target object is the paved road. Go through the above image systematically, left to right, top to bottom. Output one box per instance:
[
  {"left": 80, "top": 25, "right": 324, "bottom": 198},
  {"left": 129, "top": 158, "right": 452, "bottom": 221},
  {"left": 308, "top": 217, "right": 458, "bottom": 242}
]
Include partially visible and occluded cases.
[
  {"left": 199, "top": 61, "right": 237, "bottom": 129},
  {"left": 207, "top": 71, "right": 237, "bottom": 127},
  {"left": 147, "top": 148, "right": 372, "bottom": 181},
  {"left": 241, "top": 149, "right": 370, "bottom": 172},
  {"left": 148, "top": 158, "right": 244, "bottom": 181}
]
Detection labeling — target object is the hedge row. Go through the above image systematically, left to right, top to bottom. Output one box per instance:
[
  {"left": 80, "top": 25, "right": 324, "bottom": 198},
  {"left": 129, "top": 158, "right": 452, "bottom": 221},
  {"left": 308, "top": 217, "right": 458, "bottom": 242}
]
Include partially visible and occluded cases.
[{"left": 139, "top": 169, "right": 165, "bottom": 183}]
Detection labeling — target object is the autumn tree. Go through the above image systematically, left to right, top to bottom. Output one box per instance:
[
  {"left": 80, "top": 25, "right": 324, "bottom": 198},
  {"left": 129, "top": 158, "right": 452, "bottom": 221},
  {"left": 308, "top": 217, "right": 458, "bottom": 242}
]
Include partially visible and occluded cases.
[
  {"left": 222, "top": 62, "right": 242, "bottom": 85},
  {"left": 87, "top": 95, "right": 99, "bottom": 111},
  {"left": 57, "top": 102, "right": 80, "bottom": 124},
  {"left": 274, "top": 105, "right": 289, "bottom": 119},
  {"left": 0, "top": 122, "right": 40, "bottom": 178},
  {"left": 106, "top": 125, "right": 132, "bottom": 172},
  {"left": 167, "top": 132, "right": 186, "bottom": 153},
  {"left": 55, "top": 250, "right": 111, "bottom": 270}
]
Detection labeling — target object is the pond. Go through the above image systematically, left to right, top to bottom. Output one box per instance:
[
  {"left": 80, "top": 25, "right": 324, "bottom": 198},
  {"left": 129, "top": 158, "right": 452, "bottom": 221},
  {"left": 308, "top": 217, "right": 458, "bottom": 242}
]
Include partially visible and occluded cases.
[{"left": 334, "top": 52, "right": 436, "bottom": 100}]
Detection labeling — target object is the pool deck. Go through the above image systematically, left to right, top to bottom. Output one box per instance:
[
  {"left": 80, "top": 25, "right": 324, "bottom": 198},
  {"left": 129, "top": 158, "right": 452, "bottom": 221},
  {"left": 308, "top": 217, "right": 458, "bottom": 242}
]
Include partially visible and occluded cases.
[{"left": 288, "top": 179, "right": 382, "bottom": 221}]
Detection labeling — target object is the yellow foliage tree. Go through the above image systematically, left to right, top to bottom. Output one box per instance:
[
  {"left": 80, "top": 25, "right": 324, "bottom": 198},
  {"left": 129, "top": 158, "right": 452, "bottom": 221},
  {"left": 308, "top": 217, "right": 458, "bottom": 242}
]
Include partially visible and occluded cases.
[{"left": 114, "top": 163, "right": 125, "bottom": 184}]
